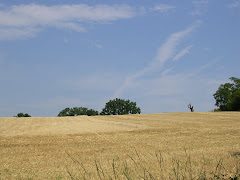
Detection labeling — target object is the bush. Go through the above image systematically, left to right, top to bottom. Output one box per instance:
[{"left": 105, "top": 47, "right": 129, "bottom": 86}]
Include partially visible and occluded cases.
[{"left": 16, "top": 113, "right": 31, "bottom": 117}]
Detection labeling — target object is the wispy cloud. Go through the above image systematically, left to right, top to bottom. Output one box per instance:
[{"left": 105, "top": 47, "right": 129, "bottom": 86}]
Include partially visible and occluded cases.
[
  {"left": 191, "top": 0, "right": 209, "bottom": 16},
  {"left": 228, "top": 1, "right": 240, "bottom": 8},
  {"left": 0, "top": 4, "right": 136, "bottom": 40},
  {"left": 151, "top": 4, "right": 175, "bottom": 12},
  {"left": 113, "top": 21, "right": 201, "bottom": 98},
  {"left": 0, "top": 27, "right": 40, "bottom": 40},
  {"left": 63, "top": 37, "right": 69, "bottom": 43},
  {"left": 95, "top": 41, "right": 103, "bottom": 48},
  {"left": 173, "top": 45, "right": 193, "bottom": 62},
  {"left": 204, "top": 47, "right": 211, "bottom": 52},
  {"left": 187, "top": 59, "right": 218, "bottom": 77}
]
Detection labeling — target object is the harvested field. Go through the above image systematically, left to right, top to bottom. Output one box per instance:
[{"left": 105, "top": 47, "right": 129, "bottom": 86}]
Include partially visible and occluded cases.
[{"left": 0, "top": 112, "right": 240, "bottom": 179}]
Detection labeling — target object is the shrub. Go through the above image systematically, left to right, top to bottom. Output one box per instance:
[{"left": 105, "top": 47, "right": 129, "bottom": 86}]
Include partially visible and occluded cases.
[{"left": 16, "top": 113, "right": 31, "bottom": 117}]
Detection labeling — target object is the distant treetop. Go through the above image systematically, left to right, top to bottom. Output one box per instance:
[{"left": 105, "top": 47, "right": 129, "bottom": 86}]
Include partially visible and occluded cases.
[
  {"left": 100, "top": 98, "right": 141, "bottom": 115},
  {"left": 57, "top": 107, "right": 98, "bottom": 117},
  {"left": 16, "top": 113, "right": 31, "bottom": 117}
]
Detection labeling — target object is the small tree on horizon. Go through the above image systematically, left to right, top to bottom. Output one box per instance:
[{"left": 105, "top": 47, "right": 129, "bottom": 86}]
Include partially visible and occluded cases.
[
  {"left": 188, "top": 103, "right": 194, "bottom": 112},
  {"left": 16, "top": 113, "right": 31, "bottom": 117}
]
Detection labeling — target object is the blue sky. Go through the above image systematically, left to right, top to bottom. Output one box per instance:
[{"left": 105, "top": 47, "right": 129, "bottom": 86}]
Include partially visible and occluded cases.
[{"left": 0, "top": 0, "right": 239, "bottom": 117}]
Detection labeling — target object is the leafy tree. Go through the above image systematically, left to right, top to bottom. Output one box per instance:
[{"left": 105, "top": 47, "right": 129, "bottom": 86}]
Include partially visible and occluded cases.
[
  {"left": 213, "top": 77, "right": 240, "bottom": 111},
  {"left": 229, "top": 89, "right": 240, "bottom": 111},
  {"left": 100, "top": 98, "right": 141, "bottom": 115},
  {"left": 57, "top": 107, "right": 98, "bottom": 116},
  {"left": 57, "top": 108, "right": 71, "bottom": 116},
  {"left": 86, "top": 109, "right": 99, "bottom": 116},
  {"left": 16, "top": 113, "right": 31, "bottom": 117}
]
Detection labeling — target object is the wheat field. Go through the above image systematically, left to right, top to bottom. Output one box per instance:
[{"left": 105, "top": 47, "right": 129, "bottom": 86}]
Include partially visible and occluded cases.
[{"left": 0, "top": 112, "right": 240, "bottom": 179}]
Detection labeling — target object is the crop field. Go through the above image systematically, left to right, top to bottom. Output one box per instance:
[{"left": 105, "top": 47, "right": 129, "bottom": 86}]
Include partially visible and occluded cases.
[{"left": 0, "top": 112, "right": 240, "bottom": 179}]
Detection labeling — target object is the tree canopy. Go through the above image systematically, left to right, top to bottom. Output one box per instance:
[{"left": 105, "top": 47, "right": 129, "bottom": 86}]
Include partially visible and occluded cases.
[
  {"left": 213, "top": 77, "right": 240, "bottom": 111},
  {"left": 100, "top": 98, "right": 141, "bottom": 115},
  {"left": 57, "top": 107, "right": 98, "bottom": 116},
  {"left": 16, "top": 113, "right": 31, "bottom": 117}
]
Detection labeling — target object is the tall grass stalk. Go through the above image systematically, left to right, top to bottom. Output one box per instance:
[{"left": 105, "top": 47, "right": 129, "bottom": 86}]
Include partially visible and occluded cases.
[{"left": 66, "top": 150, "right": 240, "bottom": 179}]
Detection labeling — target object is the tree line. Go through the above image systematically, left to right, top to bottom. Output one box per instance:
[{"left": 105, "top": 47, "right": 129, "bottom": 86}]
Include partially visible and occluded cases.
[
  {"left": 15, "top": 77, "right": 240, "bottom": 117},
  {"left": 15, "top": 98, "right": 141, "bottom": 117},
  {"left": 57, "top": 98, "right": 141, "bottom": 117},
  {"left": 57, "top": 107, "right": 99, "bottom": 116}
]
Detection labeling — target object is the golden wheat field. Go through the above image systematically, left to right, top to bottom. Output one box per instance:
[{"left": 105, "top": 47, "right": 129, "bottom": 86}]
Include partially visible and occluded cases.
[{"left": 0, "top": 112, "right": 240, "bottom": 179}]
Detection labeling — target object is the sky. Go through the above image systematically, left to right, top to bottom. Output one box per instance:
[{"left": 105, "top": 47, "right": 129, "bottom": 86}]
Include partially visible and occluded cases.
[{"left": 0, "top": 0, "right": 239, "bottom": 117}]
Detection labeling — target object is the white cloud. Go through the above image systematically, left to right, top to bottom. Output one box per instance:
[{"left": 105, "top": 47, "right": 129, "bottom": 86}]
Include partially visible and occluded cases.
[
  {"left": 191, "top": 0, "right": 209, "bottom": 16},
  {"left": 192, "top": 0, "right": 209, "bottom": 5},
  {"left": 228, "top": 1, "right": 240, "bottom": 8},
  {"left": 0, "top": 4, "right": 136, "bottom": 40},
  {"left": 0, "top": 4, "right": 135, "bottom": 26},
  {"left": 151, "top": 4, "right": 175, "bottom": 12},
  {"left": 190, "top": 10, "right": 202, "bottom": 16},
  {"left": 113, "top": 21, "right": 201, "bottom": 98},
  {"left": 54, "top": 22, "right": 86, "bottom": 32},
  {"left": 150, "top": 22, "right": 200, "bottom": 69},
  {"left": 0, "top": 27, "right": 40, "bottom": 40},
  {"left": 63, "top": 37, "right": 69, "bottom": 43},
  {"left": 95, "top": 41, "right": 103, "bottom": 48},
  {"left": 173, "top": 45, "right": 193, "bottom": 62},
  {"left": 204, "top": 47, "right": 211, "bottom": 52},
  {"left": 187, "top": 59, "right": 218, "bottom": 77},
  {"left": 161, "top": 68, "right": 173, "bottom": 76}
]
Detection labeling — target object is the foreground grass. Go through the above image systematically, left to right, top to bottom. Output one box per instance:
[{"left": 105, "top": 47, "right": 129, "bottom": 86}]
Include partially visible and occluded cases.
[
  {"left": 4, "top": 150, "right": 239, "bottom": 179},
  {"left": 65, "top": 150, "right": 240, "bottom": 180}
]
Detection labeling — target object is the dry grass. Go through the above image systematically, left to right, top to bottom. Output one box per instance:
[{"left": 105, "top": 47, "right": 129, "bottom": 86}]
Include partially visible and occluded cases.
[{"left": 0, "top": 112, "right": 240, "bottom": 179}]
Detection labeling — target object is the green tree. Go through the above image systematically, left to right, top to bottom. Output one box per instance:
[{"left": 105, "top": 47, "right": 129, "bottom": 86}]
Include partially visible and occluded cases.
[
  {"left": 213, "top": 77, "right": 240, "bottom": 111},
  {"left": 229, "top": 89, "right": 240, "bottom": 111},
  {"left": 100, "top": 98, "right": 141, "bottom": 115},
  {"left": 57, "top": 107, "right": 98, "bottom": 116},
  {"left": 57, "top": 107, "right": 71, "bottom": 116},
  {"left": 86, "top": 109, "right": 99, "bottom": 116},
  {"left": 16, "top": 113, "right": 31, "bottom": 117}
]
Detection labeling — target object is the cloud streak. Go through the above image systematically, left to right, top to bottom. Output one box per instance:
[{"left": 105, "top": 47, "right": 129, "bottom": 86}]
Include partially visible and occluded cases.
[
  {"left": 191, "top": 0, "right": 209, "bottom": 16},
  {"left": 228, "top": 1, "right": 240, "bottom": 8},
  {"left": 0, "top": 4, "right": 136, "bottom": 40},
  {"left": 151, "top": 4, "right": 176, "bottom": 12},
  {"left": 113, "top": 21, "right": 201, "bottom": 98},
  {"left": 0, "top": 27, "right": 40, "bottom": 40},
  {"left": 173, "top": 45, "right": 193, "bottom": 62}
]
